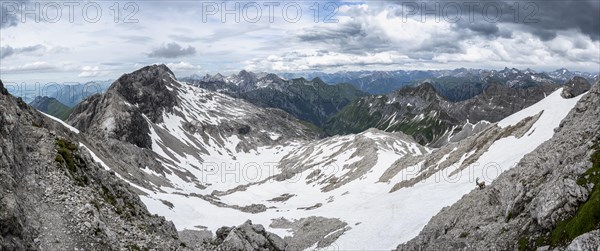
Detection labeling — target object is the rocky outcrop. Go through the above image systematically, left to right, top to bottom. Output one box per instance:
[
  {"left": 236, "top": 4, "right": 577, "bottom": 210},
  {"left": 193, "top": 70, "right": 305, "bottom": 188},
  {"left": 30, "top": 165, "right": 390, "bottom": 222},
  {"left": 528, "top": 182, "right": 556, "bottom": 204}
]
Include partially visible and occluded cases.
[
  {"left": 68, "top": 64, "right": 179, "bottom": 149},
  {"left": 110, "top": 64, "right": 178, "bottom": 123},
  {"left": 561, "top": 76, "right": 591, "bottom": 99},
  {"left": 0, "top": 79, "right": 181, "bottom": 250},
  {"left": 0, "top": 80, "right": 8, "bottom": 95},
  {"left": 397, "top": 81, "right": 600, "bottom": 250},
  {"left": 449, "top": 81, "right": 558, "bottom": 123},
  {"left": 270, "top": 216, "right": 350, "bottom": 250},
  {"left": 211, "top": 220, "right": 287, "bottom": 251},
  {"left": 178, "top": 221, "right": 287, "bottom": 251},
  {"left": 565, "top": 230, "right": 600, "bottom": 250}
]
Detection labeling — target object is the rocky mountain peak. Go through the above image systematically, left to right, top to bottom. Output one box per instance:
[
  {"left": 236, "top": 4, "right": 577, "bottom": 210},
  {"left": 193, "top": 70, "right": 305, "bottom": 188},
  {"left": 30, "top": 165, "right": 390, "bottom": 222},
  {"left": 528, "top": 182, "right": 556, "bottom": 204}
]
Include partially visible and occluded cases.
[
  {"left": 108, "top": 64, "right": 179, "bottom": 123},
  {"left": 68, "top": 65, "right": 183, "bottom": 149},
  {"left": 236, "top": 70, "right": 258, "bottom": 84},
  {"left": 261, "top": 73, "right": 284, "bottom": 82},
  {"left": 562, "top": 76, "right": 591, "bottom": 98},
  {"left": 311, "top": 77, "right": 326, "bottom": 85},
  {"left": 0, "top": 80, "right": 8, "bottom": 95},
  {"left": 416, "top": 81, "right": 436, "bottom": 91},
  {"left": 397, "top": 82, "right": 440, "bottom": 100},
  {"left": 30, "top": 95, "right": 53, "bottom": 105},
  {"left": 29, "top": 96, "right": 73, "bottom": 121}
]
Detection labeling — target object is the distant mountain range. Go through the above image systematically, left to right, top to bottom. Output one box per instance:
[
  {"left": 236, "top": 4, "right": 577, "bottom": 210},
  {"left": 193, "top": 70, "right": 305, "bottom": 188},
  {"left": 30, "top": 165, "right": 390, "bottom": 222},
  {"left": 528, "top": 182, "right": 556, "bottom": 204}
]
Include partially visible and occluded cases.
[
  {"left": 281, "top": 67, "right": 598, "bottom": 97},
  {"left": 181, "top": 69, "right": 593, "bottom": 146},
  {"left": 183, "top": 69, "right": 598, "bottom": 128},
  {"left": 181, "top": 70, "right": 367, "bottom": 128},
  {"left": 325, "top": 77, "right": 590, "bottom": 146},
  {"left": 6, "top": 80, "right": 112, "bottom": 107},
  {"left": 46, "top": 80, "right": 113, "bottom": 107}
]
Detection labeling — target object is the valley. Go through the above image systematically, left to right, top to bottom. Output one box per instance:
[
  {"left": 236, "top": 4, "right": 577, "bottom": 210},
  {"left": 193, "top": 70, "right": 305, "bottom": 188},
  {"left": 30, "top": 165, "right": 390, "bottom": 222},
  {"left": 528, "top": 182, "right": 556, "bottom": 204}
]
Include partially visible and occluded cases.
[{"left": 3, "top": 64, "right": 597, "bottom": 250}]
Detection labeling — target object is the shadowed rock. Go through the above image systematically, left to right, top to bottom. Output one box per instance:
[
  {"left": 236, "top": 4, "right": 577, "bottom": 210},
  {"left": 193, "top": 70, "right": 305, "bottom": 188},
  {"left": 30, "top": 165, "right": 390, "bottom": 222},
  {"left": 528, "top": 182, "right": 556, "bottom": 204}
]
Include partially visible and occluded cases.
[{"left": 561, "top": 76, "right": 591, "bottom": 99}]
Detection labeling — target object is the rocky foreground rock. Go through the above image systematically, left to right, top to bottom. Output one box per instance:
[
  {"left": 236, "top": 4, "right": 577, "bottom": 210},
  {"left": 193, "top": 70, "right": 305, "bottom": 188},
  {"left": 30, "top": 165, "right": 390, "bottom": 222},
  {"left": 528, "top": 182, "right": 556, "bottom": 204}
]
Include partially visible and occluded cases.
[
  {"left": 0, "top": 79, "right": 289, "bottom": 250},
  {"left": 0, "top": 80, "right": 180, "bottom": 250},
  {"left": 398, "top": 81, "right": 600, "bottom": 250}
]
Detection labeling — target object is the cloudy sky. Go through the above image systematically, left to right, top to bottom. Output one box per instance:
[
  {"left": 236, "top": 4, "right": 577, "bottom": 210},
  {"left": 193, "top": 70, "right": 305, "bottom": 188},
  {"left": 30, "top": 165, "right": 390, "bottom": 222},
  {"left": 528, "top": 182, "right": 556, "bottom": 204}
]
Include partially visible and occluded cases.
[{"left": 1, "top": 0, "right": 599, "bottom": 83}]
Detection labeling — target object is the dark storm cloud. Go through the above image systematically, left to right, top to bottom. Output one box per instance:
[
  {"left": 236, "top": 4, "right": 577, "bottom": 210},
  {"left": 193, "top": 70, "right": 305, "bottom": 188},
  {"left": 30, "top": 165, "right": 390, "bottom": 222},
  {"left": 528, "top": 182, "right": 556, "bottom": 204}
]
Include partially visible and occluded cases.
[
  {"left": 391, "top": 0, "right": 600, "bottom": 41},
  {"left": 527, "top": 0, "right": 599, "bottom": 40},
  {"left": 295, "top": 17, "right": 466, "bottom": 59},
  {"left": 452, "top": 21, "right": 512, "bottom": 39},
  {"left": 295, "top": 22, "right": 391, "bottom": 54},
  {"left": 297, "top": 22, "right": 366, "bottom": 42},
  {"left": 459, "top": 22, "right": 498, "bottom": 36},
  {"left": 148, "top": 42, "right": 196, "bottom": 58},
  {"left": 0, "top": 44, "right": 46, "bottom": 59}
]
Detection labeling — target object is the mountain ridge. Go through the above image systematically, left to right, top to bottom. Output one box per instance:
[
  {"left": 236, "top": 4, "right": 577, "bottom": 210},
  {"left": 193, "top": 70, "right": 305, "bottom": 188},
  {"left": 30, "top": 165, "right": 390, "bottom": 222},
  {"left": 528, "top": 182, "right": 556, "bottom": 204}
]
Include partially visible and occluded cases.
[
  {"left": 280, "top": 67, "right": 597, "bottom": 96},
  {"left": 182, "top": 72, "right": 367, "bottom": 127},
  {"left": 324, "top": 77, "right": 579, "bottom": 146},
  {"left": 398, "top": 80, "right": 600, "bottom": 250},
  {"left": 29, "top": 96, "right": 73, "bottom": 121}
]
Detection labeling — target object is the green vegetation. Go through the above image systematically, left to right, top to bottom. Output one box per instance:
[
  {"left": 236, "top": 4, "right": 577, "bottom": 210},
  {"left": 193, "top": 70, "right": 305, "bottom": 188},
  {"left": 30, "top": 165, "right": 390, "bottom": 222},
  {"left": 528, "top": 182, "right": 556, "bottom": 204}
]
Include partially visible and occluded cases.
[
  {"left": 241, "top": 78, "right": 366, "bottom": 127},
  {"left": 324, "top": 95, "right": 455, "bottom": 145},
  {"left": 324, "top": 97, "right": 385, "bottom": 136},
  {"left": 31, "top": 121, "right": 42, "bottom": 128},
  {"left": 55, "top": 138, "right": 88, "bottom": 186},
  {"left": 548, "top": 141, "right": 600, "bottom": 246},
  {"left": 101, "top": 185, "right": 118, "bottom": 208},
  {"left": 91, "top": 200, "right": 101, "bottom": 211},
  {"left": 518, "top": 237, "right": 529, "bottom": 251},
  {"left": 126, "top": 244, "right": 147, "bottom": 251}
]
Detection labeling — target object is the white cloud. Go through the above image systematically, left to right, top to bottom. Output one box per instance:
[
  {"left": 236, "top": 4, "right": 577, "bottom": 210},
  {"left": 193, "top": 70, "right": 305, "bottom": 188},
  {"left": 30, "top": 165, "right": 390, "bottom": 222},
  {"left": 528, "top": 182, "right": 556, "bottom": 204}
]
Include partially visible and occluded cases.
[
  {"left": 0, "top": 1, "right": 598, "bottom": 83},
  {"left": 0, "top": 61, "right": 56, "bottom": 72},
  {"left": 166, "top": 61, "right": 202, "bottom": 71},
  {"left": 78, "top": 66, "right": 109, "bottom": 78}
]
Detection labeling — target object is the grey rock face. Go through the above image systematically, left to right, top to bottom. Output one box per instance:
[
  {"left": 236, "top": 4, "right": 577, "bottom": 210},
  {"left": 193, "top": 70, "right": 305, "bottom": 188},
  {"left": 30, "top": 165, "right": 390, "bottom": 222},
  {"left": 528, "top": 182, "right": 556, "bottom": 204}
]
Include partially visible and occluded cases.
[
  {"left": 68, "top": 64, "right": 179, "bottom": 149},
  {"left": 110, "top": 64, "right": 178, "bottom": 123},
  {"left": 561, "top": 76, "right": 591, "bottom": 99},
  {"left": 0, "top": 79, "right": 181, "bottom": 250},
  {"left": 0, "top": 80, "right": 9, "bottom": 95},
  {"left": 397, "top": 81, "right": 600, "bottom": 250},
  {"left": 270, "top": 216, "right": 350, "bottom": 250},
  {"left": 211, "top": 220, "right": 287, "bottom": 251},
  {"left": 565, "top": 230, "right": 600, "bottom": 251}
]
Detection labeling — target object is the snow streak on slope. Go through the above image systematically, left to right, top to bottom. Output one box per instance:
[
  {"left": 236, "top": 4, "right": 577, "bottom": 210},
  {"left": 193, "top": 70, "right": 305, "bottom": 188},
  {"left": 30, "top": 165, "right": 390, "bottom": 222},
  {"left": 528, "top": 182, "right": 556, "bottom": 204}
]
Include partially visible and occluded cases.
[
  {"left": 144, "top": 82, "right": 313, "bottom": 194},
  {"left": 135, "top": 88, "right": 582, "bottom": 250},
  {"left": 41, "top": 112, "right": 80, "bottom": 133},
  {"left": 140, "top": 128, "right": 431, "bottom": 249}
]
